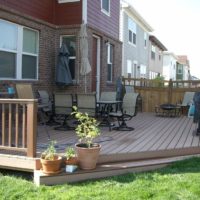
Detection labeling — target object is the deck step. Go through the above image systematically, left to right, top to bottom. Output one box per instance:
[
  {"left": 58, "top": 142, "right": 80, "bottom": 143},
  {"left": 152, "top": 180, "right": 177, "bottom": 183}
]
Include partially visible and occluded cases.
[{"left": 34, "top": 154, "right": 200, "bottom": 186}]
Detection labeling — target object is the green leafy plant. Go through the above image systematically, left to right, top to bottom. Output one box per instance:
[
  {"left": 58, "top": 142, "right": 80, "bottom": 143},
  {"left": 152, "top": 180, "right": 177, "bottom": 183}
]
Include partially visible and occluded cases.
[
  {"left": 72, "top": 106, "right": 100, "bottom": 148},
  {"left": 41, "top": 140, "right": 57, "bottom": 160},
  {"left": 65, "top": 147, "right": 76, "bottom": 160}
]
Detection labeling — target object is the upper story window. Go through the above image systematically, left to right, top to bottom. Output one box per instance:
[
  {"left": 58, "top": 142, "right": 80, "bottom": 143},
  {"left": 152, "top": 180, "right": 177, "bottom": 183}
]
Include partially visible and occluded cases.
[
  {"left": 101, "top": 0, "right": 110, "bottom": 16},
  {"left": 128, "top": 17, "right": 136, "bottom": 45},
  {"left": 0, "top": 19, "right": 39, "bottom": 80},
  {"left": 144, "top": 32, "right": 147, "bottom": 48},
  {"left": 61, "top": 35, "right": 76, "bottom": 80},
  {"left": 107, "top": 43, "right": 113, "bottom": 82},
  {"left": 151, "top": 45, "right": 156, "bottom": 60},
  {"left": 177, "top": 65, "right": 182, "bottom": 74}
]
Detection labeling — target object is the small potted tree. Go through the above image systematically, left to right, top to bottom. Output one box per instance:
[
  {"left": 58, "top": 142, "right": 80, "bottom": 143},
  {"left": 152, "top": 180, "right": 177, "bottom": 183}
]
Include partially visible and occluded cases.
[
  {"left": 72, "top": 106, "right": 101, "bottom": 170},
  {"left": 40, "top": 140, "right": 62, "bottom": 174},
  {"left": 65, "top": 147, "right": 78, "bottom": 165}
]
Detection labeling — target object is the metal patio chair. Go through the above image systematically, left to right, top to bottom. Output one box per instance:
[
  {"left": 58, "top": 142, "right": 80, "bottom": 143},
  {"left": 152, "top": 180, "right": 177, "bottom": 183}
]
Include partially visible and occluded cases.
[{"left": 109, "top": 92, "right": 139, "bottom": 131}]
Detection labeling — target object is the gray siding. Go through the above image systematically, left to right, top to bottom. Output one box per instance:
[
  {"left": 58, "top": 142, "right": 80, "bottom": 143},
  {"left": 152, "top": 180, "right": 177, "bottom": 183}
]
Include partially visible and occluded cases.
[
  {"left": 87, "top": 0, "right": 120, "bottom": 39},
  {"left": 122, "top": 12, "right": 149, "bottom": 77},
  {"left": 149, "top": 41, "right": 164, "bottom": 76}
]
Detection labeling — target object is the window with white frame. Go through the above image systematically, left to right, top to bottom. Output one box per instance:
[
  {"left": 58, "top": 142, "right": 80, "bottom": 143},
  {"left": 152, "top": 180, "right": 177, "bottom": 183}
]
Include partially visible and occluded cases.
[
  {"left": 101, "top": 0, "right": 110, "bottom": 16},
  {"left": 128, "top": 17, "right": 136, "bottom": 45},
  {"left": 0, "top": 19, "right": 39, "bottom": 80},
  {"left": 144, "top": 32, "right": 147, "bottom": 48},
  {"left": 61, "top": 35, "right": 76, "bottom": 80},
  {"left": 107, "top": 43, "right": 113, "bottom": 82},
  {"left": 151, "top": 45, "right": 156, "bottom": 60},
  {"left": 127, "top": 59, "right": 132, "bottom": 78},
  {"left": 140, "top": 65, "right": 146, "bottom": 78},
  {"left": 177, "top": 65, "right": 182, "bottom": 74}
]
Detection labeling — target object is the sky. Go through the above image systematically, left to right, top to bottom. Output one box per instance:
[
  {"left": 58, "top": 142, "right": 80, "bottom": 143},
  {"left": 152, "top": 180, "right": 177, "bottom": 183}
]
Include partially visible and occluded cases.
[{"left": 125, "top": 0, "right": 200, "bottom": 78}]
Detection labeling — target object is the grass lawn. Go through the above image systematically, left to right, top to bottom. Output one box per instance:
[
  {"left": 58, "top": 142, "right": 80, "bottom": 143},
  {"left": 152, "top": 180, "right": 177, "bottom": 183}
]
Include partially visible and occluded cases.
[{"left": 1, "top": 157, "right": 200, "bottom": 200}]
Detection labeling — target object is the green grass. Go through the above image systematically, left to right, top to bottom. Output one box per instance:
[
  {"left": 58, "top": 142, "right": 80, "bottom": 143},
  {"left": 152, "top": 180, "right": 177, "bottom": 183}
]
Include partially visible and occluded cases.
[{"left": 1, "top": 157, "right": 200, "bottom": 200}]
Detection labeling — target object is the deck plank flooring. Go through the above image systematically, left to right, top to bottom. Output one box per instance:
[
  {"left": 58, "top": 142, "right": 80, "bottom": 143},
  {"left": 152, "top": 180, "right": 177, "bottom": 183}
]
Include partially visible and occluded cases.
[{"left": 36, "top": 112, "right": 200, "bottom": 162}]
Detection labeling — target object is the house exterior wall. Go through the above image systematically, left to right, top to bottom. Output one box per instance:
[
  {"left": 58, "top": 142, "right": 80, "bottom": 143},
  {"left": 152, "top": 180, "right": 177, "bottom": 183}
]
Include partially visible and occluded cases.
[
  {"left": 0, "top": 0, "right": 55, "bottom": 24},
  {"left": 0, "top": 0, "right": 82, "bottom": 25},
  {"left": 87, "top": 0, "right": 120, "bottom": 39},
  {"left": 0, "top": 2, "right": 122, "bottom": 94},
  {"left": 0, "top": 5, "right": 56, "bottom": 93},
  {"left": 121, "top": 11, "right": 149, "bottom": 78},
  {"left": 148, "top": 41, "right": 164, "bottom": 77},
  {"left": 163, "top": 54, "right": 177, "bottom": 80}
]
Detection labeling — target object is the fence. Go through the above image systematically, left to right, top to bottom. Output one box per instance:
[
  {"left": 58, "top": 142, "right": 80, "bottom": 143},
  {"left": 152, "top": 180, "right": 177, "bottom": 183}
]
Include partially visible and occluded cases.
[
  {"left": 123, "top": 78, "right": 200, "bottom": 112},
  {"left": 0, "top": 99, "right": 37, "bottom": 157}
]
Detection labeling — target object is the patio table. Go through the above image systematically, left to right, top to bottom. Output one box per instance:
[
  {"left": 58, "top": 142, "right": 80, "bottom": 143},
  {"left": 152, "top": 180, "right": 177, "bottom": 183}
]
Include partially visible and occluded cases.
[{"left": 155, "top": 103, "right": 181, "bottom": 117}]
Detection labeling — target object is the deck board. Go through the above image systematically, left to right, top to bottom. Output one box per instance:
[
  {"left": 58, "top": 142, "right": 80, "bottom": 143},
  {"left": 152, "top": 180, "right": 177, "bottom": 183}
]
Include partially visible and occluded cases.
[{"left": 36, "top": 113, "right": 200, "bottom": 159}]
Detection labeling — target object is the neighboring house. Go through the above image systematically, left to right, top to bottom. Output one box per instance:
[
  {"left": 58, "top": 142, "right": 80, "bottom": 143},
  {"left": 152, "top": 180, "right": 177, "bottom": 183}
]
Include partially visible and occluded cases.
[
  {"left": 0, "top": 0, "right": 122, "bottom": 99},
  {"left": 120, "top": 0, "right": 153, "bottom": 79},
  {"left": 148, "top": 35, "right": 167, "bottom": 79},
  {"left": 163, "top": 52, "right": 178, "bottom": 80},
  {"left": 177, "top": 55, "right": 190, "bottom": 80}
]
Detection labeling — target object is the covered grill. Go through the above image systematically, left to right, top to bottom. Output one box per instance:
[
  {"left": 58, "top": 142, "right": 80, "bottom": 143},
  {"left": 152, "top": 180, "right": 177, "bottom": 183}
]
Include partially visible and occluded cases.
[{"left": 193, "top": 92, "right": 200, "bottom": 135}]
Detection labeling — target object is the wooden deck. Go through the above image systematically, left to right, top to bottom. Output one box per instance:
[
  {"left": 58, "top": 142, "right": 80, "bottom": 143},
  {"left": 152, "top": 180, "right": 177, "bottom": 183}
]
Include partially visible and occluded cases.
[{"left": 36, "top": 112, "right": 200, "bottom": 163}]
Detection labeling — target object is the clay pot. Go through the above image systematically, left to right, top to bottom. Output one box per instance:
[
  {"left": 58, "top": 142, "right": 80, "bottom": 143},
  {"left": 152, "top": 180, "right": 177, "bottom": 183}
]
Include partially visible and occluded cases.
[
  {"left": 75, "top": 143, "right": 101, "bottom": 170},
  {"left": 40, "top": 156, "right": 62, "bottom": 174},
  {"left": 65, "top": 157, "right": 78, "bottom": 165}
]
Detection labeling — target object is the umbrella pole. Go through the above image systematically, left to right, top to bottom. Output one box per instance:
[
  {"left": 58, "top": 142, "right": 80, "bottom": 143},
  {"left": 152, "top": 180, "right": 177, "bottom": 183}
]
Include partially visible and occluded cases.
[{"left": 84, "top": 75, "right": 87, "bottom": 93}]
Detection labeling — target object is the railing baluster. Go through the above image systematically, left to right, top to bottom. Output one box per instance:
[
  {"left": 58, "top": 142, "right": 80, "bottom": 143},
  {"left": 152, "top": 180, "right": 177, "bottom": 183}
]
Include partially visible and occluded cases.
[
  {"left": 2, "top": 104, "right": 5, "bottom": 146},
  {"left": 8, "top": 104, "right": 12, "bottom": 146},
  {"left": 15, "top": 104, "right": 19, "bottom": 147},
  {"left": 22, "top": 104, "right": 26, "bottom": 148}
]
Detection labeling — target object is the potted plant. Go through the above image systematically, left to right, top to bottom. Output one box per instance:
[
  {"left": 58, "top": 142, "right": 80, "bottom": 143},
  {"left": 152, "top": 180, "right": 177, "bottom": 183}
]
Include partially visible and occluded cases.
[
  {"left": 72, "top": 106, "right": 101, "bottom": 170},
  {"left": 40, "top": 140, "right": 62, "bottom": 175},
  {"left": 65, "top": 147, "right": 78, "bottom": 165}
]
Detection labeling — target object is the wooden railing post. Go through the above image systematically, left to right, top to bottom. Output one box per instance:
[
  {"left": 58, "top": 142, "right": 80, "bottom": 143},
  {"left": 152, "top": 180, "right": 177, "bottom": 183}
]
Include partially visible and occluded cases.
[
  {"left": 168, "top": 79, "right": 173, "bottom": 104},
  {"left": 26, "top": 100, "right": 37, "bottom": 157}
]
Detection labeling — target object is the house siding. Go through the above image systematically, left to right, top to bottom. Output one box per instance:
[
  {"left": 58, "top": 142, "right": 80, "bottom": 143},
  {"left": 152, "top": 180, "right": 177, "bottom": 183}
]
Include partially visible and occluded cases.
[
  {"left": 0, "top": 0, "right": 55, "bottom": 24},
  {"left": 0, "top": 0, "right": 82, "bottom": 25},
  {"left": 87, "top": 0, "right": 120, "bottom": 39},
  {"left": 55, "top": 1, "right": 82, "bottom": 25},
  {"left": 121, "top": 12, "right": 149, "bottom": 78},
  {"left": 149, "top": 41, "right": 164, "bottom": 76}
]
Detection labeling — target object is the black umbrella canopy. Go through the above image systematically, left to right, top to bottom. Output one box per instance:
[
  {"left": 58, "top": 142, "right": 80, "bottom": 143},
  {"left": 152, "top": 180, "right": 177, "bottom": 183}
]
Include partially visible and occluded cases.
[{"left": 55, "top": 43, "right": 73, "bottom": 86}]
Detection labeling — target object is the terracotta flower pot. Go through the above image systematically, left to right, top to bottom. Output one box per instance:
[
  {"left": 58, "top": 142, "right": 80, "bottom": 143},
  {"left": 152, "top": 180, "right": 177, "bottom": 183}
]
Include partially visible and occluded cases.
[
  {"left": 75, "top": 143, "right": 101, "bottom": 170},
  {"left": 40, "top": 156, "right": 62, "bottom": 175},
  {"left": 65, "top": 157, "right": 78, "bottom": 165}
]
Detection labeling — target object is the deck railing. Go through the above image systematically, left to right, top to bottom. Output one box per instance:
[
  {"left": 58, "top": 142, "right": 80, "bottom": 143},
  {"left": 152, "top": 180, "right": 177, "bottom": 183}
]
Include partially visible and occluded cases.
[
  {"left": 123, "top": 78, "right": 200, "bottom": 112},
  {"left": 0, "top": 99, "right": 37, "bottom": 157}
]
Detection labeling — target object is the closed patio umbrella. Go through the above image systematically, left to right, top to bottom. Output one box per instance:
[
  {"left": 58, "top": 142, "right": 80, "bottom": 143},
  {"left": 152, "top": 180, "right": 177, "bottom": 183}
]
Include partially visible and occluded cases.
[
  {"left": 79, "top": 23, "right": 91, "bottom": 93},
  {"left": 55, "top": 43, "right": 72, "bottom": 86}
]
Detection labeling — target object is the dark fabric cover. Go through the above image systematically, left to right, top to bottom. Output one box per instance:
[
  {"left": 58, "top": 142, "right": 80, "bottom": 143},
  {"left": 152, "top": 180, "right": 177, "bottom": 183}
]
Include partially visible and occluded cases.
[
  {"left": 55, "top": 43, "right": 72, "bottom": 86},
  {"left": 116, "top": 77, "right": 125, "bottom": 101},
  {"left": 193, "top": 92, "right": 200, "bottom": 123}
]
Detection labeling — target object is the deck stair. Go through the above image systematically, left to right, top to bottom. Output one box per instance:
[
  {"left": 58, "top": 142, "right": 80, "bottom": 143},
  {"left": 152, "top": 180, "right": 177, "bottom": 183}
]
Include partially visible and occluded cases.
[{"left": 34, "top": 154, "right": 199, "bottom": 186}]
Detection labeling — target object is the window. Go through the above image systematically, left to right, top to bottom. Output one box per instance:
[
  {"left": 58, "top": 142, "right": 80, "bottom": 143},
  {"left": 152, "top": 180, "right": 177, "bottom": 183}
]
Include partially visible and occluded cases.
[
  {"left": 101, "top": 0, "right": 110, "bottom": 16},
  {"left": 128, "top": 17, "right": 136, "bottom": 45},
  {"left": 0, "top": 19, "right": 38, "bottom": 80},
  {"left": 144, "top": 32, "right": 147, "bottom": 48},
  {"left": 61, "top": 35, "right": 76, "bottom": 80},
  {"left": 107, "top": 43, "right": 113, "bottom": 82},
  {"left": 151, "top": 45, "right": 156, "bottom": 60},
  {"left": 127, "top": 60, "right": 132, "bottom": 78},
  {"left": 140, "top": 65, "right": 147, "bottom": 78},
  {"left": 177, "top": 65, "right": 182, "bottom": 74}
]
